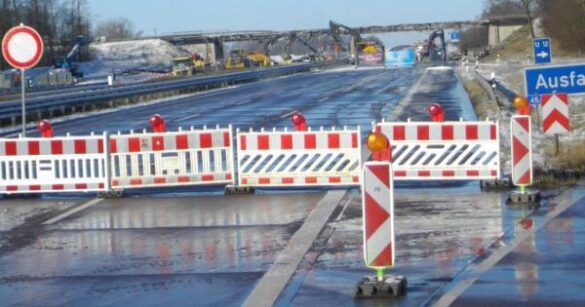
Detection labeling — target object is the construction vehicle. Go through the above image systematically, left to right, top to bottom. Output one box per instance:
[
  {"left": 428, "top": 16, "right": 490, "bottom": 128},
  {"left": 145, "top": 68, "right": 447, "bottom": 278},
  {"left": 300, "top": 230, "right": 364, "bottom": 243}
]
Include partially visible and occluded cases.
[
  {"left": 329, "top": 20, "right": 384, "bottom": 65},
  {"left": 416, "top": 30, "right": 447, "bottom": 62},
  {"left": 54, "top": 35, "right": 85, "bottom": 78},
  {"left": 225, "top": 50, "right": 271, "bottom": 70},
  {"left": 172, "top": 53, "right": 206, "bottom": 76}
]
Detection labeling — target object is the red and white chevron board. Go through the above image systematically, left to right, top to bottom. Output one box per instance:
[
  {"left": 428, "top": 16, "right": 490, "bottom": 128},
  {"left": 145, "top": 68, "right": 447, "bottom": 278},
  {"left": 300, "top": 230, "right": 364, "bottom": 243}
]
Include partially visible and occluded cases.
[
  {"left": 542, "top": 93, "right": 571, "bottom": 135},
  {"left": 511, "top": 116, "right": 532, "bottom": 186},
  {"left": 110, "top": 129, "right": 231, "bottom": 153},
  {"left": 239, "top": 130, "right": 359, "bottom": 150},
  {"left": 362, "top": 161, "right": 395, "bottom": 268}
]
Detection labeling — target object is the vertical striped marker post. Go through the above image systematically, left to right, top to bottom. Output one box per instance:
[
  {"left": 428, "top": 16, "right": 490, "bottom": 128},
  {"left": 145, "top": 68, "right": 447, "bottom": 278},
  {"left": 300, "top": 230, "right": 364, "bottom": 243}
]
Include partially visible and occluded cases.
[
  {"left": 509, "top": 115, "right": 540, "bottom": 203},
  {"left": 355, "top": 133, "right": 406, "bottom": 298}
]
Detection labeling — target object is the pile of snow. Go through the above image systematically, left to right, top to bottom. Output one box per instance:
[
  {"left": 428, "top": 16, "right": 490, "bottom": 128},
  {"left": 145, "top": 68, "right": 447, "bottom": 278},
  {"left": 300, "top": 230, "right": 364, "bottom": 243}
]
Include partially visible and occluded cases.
[{"left": 80, "top": 39, "right": 189, "bottom": 77}]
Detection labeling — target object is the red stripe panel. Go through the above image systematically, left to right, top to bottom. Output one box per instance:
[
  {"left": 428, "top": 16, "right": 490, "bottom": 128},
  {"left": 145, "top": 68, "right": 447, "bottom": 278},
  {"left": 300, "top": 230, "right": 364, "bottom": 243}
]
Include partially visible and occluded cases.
[
  {"left": 490, "top": 124, "right": 497, "bottom": 140},
  {"left": 375, "top": 125, "right": 382, "bottom": 133},
  {"left": 417, "top": 125, "right": 429, "bottom": 140},
  {"left": 441, "top": 125, "right": 454, "bottom": 140},
  {"left": 466, "top": 125, "right": 478, "bottom": 140},
  {"left": 393, "top": 126, "right": 405, "bottom": 140},
  {"left": 223, "top": 132, "right": 231, "bottom": 147},
  {"left": 200, "top": 133, "right": 212, "bottom": 148},
  {"left": 352, "top": 133, "right": 358, "bottom": 148},
  {"left": 176, "top": 134, "right": 188, "bottom": 150},
  {"left": 281, "top": 134, "right": 293, "bottom": 149},
  {"left": 304, "top": 134, "right": 316, "bottom": 149},
  {"left": 328, "top": 134, "right": 340, "bottom": 149},
  {"left": 240, "top": 135, "right": 247, "bottom": 150},
  {"left": 258, "top": 135, "right": 269, "bottom": 150},
  {"left": 152, "top": 136, "right": 165, "bottom": 151},
  {"left": 128, "top": 138, "right": 140, "bottom": 152},
  {"left": 98, "top": 139, "right": 104, "bottom": 153},
  {"left": 109, "top": 139, "right": 117, "bottom": 153},
  {"left": 51, "top": 140, "right": 63, "bottom": 155},
  {"left": 74, "top": 140, "right": 86, "bottom": 154},
  {"left": 5, "top": 141, "right": 16, "bottom": 155},
  {"left": 28, "top": 141, "right": 40, "bottom": 155},
  {"left": 368, "top": 164, "right": 390, "bottom": 188},
  {"left": 418, "top": 170, "right": 431, "bottom": 177},
  {"left": 442, "top": 170, "right": 455, "bottom": 177},
  {"left": 467, "top": 170, "right": 480, "bottom": 177},
  {"left": 491, "top": 170, "right": 498, "bottom": 177},
  {"left": 394, "top": 171, "right": 406, "bottom": 177},
  {"left": 517, "top": 171, "right": 532, "bottom": 185},
  {"left": 202, "top": 174, "right": 214, "bottom": 181},
  {"left": 225, "top": 174, "right": 232, "bottom": 180},
  {"left": 178, "top": 176, "right": 190, "bottom": 183},
  {"left": 352, "top": 176, "right": 359, "bottom": 182},
  {"left": 154, "top": 177, "right": 167, "bottom": 184},
  {"left": 282, "top": 177, "right": 294, "bottom": 184},
  {"left": 305, "top": 177, "right": 317, "bottom": 184},
  {"left": 329, "top": 177, "right": 341, "bottom": 183},
  {"left": 129, "top": 178, "right": 142, "bottom": 185},
  {"left": 242, "top": 178, "right": 248, "bottom": 185},
  {"left": 259, "top": 178, "right": 271, "bottom": 184},
  {"left": 112, "top": 180, "right": 119, "bottom": 186},
  {"left": 75, "top": 183, "right": 88, "bottom": 190},
  {"left": 98, "top": 183, "right": 104, "bottom": 189},
  {"left": 52, "top": 184, "right": 64, "bottom": 190},
  {"left": 29, "top": 185, "right": 41, "bottom": 191},
  {"left": 7, "top": 186, "right": 18, "bottom": 191},
  {"left": 364, "top": 192, "right": 390, "bottom": 239},
  {"left": 369, "top": 243, "right": 393, "bottom": 267}
]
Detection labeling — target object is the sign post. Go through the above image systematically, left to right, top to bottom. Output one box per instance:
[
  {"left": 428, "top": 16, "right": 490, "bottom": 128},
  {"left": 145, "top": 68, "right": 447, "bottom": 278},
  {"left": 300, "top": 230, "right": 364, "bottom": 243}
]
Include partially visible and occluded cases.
[
  {"left": 1, "top": 24, "right": 44, "bottom": 136},
  {"left": 533, "top": 38, "right": 552, "bottom": 64}
]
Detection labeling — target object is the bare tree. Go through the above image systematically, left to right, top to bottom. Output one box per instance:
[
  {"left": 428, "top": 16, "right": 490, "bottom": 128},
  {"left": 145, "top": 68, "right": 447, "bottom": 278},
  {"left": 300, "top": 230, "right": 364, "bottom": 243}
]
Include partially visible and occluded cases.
[
  {"left": 520, "top": 0, "right": 536, "bottom": 39},
  {"left": 538, "top": 0, "right": 585, "bottom": 52},
  {"left": 94, "top": 17, "right": 139, "bottom": 41}
]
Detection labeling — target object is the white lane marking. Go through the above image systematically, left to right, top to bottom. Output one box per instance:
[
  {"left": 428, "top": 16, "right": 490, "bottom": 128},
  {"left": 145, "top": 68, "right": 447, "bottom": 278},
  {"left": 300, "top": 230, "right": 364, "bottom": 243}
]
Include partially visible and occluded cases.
[
  {"left": 318, "top": 96, "right": 330, "bottom": 102},
  {"left": 235, "top": 99, "right": 253, "bottom": 105},
  {"left": 280, "top": 110, "right": 297, "bottom": 119},
  {"left": 176, "top": 113, "right": 201, "bottom": 121},
  {"left": 243, "top": 190, "right": 347, "bottom": 307},
  {"left": 433, "top": 192, "right": 585, "bottom": 307},
  {"left": 335, "top": 197, "right": 352, "bottom": 222},
  {"left": 43, "top": 198, "right": 104, "bottom": 225}
]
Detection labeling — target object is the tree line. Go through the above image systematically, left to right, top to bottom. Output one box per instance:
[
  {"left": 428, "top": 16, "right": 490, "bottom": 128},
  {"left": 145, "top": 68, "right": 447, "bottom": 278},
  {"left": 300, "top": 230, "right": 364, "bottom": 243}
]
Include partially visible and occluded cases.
[
  {"left": 0, "top": 0, "right": 139, "bottom": 70},
  {"left": 461, "top": 0, "right": 585, "bottom": 55}
]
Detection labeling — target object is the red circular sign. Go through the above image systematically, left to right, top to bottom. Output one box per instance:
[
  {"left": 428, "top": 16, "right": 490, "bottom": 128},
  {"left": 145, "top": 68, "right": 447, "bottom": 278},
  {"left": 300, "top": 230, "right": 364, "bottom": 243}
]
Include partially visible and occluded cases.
[{"left": 2, "top": 25, "right": 44, "bottom": 69}]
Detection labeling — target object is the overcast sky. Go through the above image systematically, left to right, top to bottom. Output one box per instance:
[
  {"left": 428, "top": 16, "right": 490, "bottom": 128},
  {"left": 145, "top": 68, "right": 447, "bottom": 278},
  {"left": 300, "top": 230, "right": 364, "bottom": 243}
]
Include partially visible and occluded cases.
[{"left": 87, "top": 0, "right": 485, "bottom": 35}]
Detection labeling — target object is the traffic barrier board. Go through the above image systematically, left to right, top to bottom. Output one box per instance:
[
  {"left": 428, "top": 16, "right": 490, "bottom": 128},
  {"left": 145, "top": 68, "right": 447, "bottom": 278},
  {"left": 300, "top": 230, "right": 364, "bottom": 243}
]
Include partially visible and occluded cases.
[
  {"left": 1, "top": 24, "right": 44, "bottom": 69},
  {"left": 542, "top": 93, "right": 571, "bottom": 135},
  {"left": 511, "top": 116, "right": 532, "bottom": 186},
  {"left": 374, "top": 120, "right": 500, "bottom": 180},
  {"left": 109, "top": 126, "right": 235, "bottom": 189},
  {"left": 236, "top": 127, "right": 361, "bottom": 187},
  {"left": 0, "top": 134, "right": 108, "bottom": 193},
  {"left": 362, "top": 161, "right": 394, "bottom": 268}
]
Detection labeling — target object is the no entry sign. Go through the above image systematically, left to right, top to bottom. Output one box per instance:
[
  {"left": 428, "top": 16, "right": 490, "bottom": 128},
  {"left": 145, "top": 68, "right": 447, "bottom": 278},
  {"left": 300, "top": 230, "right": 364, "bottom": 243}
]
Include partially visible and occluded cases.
[{"left": 2, "top": 24, "right": 44, "bottom": 69}]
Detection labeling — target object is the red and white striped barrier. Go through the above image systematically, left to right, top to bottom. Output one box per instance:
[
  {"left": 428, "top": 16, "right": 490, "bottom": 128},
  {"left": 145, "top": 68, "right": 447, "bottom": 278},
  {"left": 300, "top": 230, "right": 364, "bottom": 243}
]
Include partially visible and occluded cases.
[
  {"left": 542, "top": 93, "right": 571, "bottom": 135},
  {"left": 511, "top": 116, "right": 532, "bottom": 186},
  {"left": 374, "top": 120, "right": 500, "bottom": 180},
  {"left": 109, "top": 126, "right": 235, "bottom": 189},
  {"left": 236, "top": 127, "right": 362, "bottom": 187},
  {"left": 0, "top": 134, "right": 109, "bottom": 193},
  {"left": 362, "top": 161, "right": 394, "bottom": 268}
]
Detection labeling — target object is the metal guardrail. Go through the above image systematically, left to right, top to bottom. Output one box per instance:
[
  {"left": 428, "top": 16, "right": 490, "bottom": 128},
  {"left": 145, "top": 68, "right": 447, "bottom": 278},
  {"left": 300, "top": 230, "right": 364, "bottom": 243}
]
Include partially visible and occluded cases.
[{"left": 0, "top": 60, "right": 348, "bottom": 127}]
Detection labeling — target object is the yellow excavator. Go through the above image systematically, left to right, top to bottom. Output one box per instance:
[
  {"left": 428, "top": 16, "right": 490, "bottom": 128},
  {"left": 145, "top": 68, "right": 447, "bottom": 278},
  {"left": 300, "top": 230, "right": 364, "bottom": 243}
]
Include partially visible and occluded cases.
[
  {"left": 225, "top": 50, "right": 272, "bottom": 69},
  {"left": 172, "top": 53, "right": 206, "bottom": 76}
]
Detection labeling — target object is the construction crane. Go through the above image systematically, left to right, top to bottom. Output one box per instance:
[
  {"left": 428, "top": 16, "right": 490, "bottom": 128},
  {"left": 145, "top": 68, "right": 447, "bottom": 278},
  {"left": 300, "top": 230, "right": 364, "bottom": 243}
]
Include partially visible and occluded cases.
[
  {"left": 427, "top": 30, "right": 447, "bottom": 62},
  {"left": 55, "top": 35, "right": 85, "bottom": 78}
]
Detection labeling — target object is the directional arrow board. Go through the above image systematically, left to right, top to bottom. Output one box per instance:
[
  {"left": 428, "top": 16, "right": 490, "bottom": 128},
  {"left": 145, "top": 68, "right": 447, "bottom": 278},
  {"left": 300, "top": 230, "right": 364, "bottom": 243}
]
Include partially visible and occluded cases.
[
  {"left": 533, "top": 38, "right": 551, "bottom": 64},
  {"left": 542, "top": 93, "right": 571, "bottom": 135}
]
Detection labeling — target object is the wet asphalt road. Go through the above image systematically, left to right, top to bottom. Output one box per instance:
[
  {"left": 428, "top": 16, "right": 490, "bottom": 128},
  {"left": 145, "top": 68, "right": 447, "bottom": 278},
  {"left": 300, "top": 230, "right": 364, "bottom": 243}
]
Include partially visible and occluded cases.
[{"left": 1, "top": 65, "right": 574, "bottom": 306}]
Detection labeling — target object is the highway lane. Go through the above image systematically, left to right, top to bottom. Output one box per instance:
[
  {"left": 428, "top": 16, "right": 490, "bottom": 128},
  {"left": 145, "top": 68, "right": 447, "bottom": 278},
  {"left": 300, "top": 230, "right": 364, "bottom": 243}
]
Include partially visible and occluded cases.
[{"left": 2, "top": 66, "right": 421, "bottom": 138}]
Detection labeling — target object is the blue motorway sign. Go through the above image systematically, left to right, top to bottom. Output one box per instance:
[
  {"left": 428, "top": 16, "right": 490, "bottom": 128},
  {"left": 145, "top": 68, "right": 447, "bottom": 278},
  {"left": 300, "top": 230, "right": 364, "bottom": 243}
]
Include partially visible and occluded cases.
[
  {"left": 450, "top": 31, "right": 460, "bottom": 43},
  {"left": 533, "top": 38, "right": 551, "bottom": 64},
  {"left": 384, "top": 49, "right": 416, "bottom": 67},
  {"left": 524, "top": 63, "right": 585, "bottom": 96},
  {"left": 527, "top": 94, "right": 541, "bottom": 106}
]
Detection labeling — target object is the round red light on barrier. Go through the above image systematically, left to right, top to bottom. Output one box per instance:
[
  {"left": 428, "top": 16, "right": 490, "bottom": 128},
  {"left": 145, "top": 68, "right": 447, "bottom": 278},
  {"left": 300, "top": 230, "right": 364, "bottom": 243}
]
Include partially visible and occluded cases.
[
  {"left": 428, "top": 103, "right": 445, "bottom": 122},
  {"left": 291, "top": 112, "right": 307, "bottom": 131},
  {"left": 149, "top": 114, "right": 166, "bottom": 133},
  {"left": 36, "top": 119, "right": 53, "bottom": 137}
]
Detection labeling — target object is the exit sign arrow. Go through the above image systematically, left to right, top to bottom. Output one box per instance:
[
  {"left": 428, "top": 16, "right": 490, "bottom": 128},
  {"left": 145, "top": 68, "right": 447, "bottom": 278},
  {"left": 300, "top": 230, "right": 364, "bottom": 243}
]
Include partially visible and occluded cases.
[{"left": 536, "top": 51, "right": 549, "bottom": 59}]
